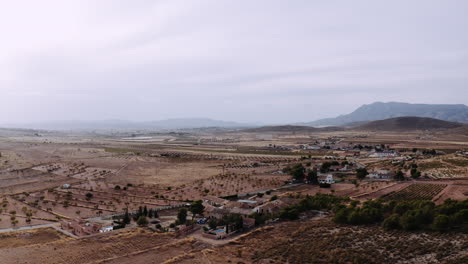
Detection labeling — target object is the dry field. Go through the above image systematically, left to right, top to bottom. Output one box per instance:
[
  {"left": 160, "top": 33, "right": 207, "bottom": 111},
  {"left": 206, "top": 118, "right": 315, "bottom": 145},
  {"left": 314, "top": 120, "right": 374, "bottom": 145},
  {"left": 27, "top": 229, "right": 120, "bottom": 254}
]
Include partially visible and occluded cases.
[
  {"left": 0, "top": 129, "right": 467, "bottom": 263},
  {"left": 1, "top": 216, "right": 466, "bottom": 264},
  {"left": 180, "top": 218, "right": 468, "bottom": 264}
]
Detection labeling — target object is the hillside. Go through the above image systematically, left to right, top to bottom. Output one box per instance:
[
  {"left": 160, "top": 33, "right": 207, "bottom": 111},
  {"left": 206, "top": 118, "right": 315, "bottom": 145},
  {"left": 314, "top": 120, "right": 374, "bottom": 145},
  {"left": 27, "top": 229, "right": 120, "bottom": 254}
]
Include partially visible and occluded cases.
[
  {"left": 306, "top": 102, "right": 468, "bottom": 126},
  {"left": 355, "top": 116, "right": 464, "bottom": 131},
  {"left": 242, "top": 125, "right": 344, "bottom": 133}
]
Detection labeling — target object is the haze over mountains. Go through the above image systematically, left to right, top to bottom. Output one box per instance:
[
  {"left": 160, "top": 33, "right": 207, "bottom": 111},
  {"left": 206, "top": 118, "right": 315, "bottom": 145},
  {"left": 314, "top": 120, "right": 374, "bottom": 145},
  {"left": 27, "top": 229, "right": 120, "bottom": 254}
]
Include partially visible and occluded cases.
[
  {"left": 2, "top": 102, "right": 468, "bottom": 131},
  {"left": 304, "top": 102, "right": 468, "bottom": 126},
  {"left": 1, "top": 118, "right": 254, "bottom": 131}
]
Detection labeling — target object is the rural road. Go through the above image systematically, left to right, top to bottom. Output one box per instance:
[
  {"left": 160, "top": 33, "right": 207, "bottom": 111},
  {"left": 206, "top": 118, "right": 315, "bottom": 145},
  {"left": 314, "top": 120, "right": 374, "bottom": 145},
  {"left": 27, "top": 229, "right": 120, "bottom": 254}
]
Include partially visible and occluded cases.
[
  {"left": 0, "top": 223, "right": 56, "bottom": 233},
  {"left": 0, "top": 223, "right": 79, "bottom": 238}
]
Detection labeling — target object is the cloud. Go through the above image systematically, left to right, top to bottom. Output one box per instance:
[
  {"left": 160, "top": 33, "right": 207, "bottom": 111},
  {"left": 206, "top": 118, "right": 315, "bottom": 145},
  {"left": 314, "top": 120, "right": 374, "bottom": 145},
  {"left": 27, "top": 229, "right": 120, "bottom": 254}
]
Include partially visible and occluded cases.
[{"left": 0, "top": 0, "right": 467, "bottom": 123}]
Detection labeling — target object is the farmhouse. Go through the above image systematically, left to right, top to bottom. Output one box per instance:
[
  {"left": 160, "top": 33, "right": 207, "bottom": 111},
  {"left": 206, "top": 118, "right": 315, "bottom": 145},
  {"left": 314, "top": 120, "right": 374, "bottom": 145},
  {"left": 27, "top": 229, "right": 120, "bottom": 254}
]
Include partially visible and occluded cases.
[
  {"left": 369, "top": 151, "right": 399, "bottom": 158},
  {"left": 368, "top": 169, "right": 394, "bottom": 179},
  {"left": 318, "top": 174, "right": 334, "bottom": 184},
  {"left": 204, "top": 196, "right": 228, "bottom": 207},
  {"left": 253, "top": 200, "right": 288, "bottom": 214},
  {"left": 61, "top": 219, "right": 102, "bottom": 236},
  {"left": 99, "top": 226, "right": 113, "bottom": 233}
]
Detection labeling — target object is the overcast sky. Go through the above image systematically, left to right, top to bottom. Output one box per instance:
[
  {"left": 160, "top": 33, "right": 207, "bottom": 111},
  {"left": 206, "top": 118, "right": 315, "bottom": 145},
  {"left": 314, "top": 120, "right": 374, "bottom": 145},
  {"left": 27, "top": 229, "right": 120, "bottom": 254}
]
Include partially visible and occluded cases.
[{"left": 1, "top": 0, "right": 467, "bottom": 124}]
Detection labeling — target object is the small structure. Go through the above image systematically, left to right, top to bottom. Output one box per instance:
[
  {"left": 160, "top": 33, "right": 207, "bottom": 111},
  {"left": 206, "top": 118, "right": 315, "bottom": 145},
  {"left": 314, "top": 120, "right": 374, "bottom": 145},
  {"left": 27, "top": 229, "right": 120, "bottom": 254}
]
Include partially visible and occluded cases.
[
  {"left": 369, "top": 151, "right": 399, "bottom": 158},
  {"left": 368, "top": 169, "right": 394, "bottom": 179},
  {"left": 319, "top": 174, "right": 334, "bottom": 184},
  {"left": 62, "top": 184, "right": 71, "bottom": 189},
  {"left": 253, "top": 200, "right": 288, "bottom": 214},
  {"left": 242, "top": 217, "right": 255, "bottom": 229},
  {"left": 61, "top": 219, "right": 102, "bottom": 236},
  {"left": 100, "top": 226, "right": 113, "bottom": 233}
]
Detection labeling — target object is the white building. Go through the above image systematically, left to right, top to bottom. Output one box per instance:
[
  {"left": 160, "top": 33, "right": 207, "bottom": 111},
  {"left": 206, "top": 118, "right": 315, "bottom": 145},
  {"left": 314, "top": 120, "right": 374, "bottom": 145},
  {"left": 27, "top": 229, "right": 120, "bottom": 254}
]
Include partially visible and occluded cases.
[
  {"left": 319, "top": 174, "right": 334, "bottom": 184},
  {"left": 99, "top": 226, "right": 113, "bottom": 233}
]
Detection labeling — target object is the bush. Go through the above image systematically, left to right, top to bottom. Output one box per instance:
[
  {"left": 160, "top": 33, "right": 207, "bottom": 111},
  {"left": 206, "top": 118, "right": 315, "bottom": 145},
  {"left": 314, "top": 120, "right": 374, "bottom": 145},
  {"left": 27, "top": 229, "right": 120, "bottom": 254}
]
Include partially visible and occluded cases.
[
  {"left": 333, "top": 208, "right": 349, "bottom": 224},
  {"left": 399, "top": 210, "right": 421, "bottom": 231},
  {"left": 382, "top": 214, "right": 400, "bottom": 230},
  {"left": 432, "top": 214, "right": 450, "bottom": 231},
  {"left": 136, "top": 216, "right": 148, "bottom": 227}
]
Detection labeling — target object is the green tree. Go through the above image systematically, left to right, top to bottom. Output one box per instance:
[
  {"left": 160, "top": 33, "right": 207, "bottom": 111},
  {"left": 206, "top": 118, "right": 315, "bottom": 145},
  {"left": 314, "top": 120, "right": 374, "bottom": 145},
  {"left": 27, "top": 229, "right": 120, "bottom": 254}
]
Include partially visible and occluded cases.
[
  {"left": 289, "top": 164, "right": 306, "bottom": 182},
  {"left": 356, "top": 168, "right": 368, "bottom": 180},
  {"left": 410, "top": 168, "right": 421, "bottom": 179},
  {"left": 306, "top": 169, "right": 318, "bottom": 184},
  {"left": 394, "top": 170, "right": 405, "bottom": 181},
  {"left": 189, "top": 200, "right": 205, "bottom": 220},
  {"left": 177, "top": 208, "right": 188, "bottom": 225},
  {"left": 123, "top": 210, "right": 131, "bottom": 224}
]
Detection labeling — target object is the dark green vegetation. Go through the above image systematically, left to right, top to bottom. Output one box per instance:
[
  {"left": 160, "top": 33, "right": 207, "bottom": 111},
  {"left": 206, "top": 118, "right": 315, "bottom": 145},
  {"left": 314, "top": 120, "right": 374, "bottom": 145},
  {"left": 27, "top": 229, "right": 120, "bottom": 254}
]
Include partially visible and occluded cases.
[
  {"left": 251, "top": 192, "right": 467, "bottom": 233},
  {"left": 249, "top": 194, "right": 348, "bottom": 225},
  {"left": 279, "top": 194, "right": 348, "bottom": 220},
  {"left": 334, "top": 199, "right": 468, "bottom": 232},
  {"left": 208, "top": 213, "right": 244, "bottom": 233}
]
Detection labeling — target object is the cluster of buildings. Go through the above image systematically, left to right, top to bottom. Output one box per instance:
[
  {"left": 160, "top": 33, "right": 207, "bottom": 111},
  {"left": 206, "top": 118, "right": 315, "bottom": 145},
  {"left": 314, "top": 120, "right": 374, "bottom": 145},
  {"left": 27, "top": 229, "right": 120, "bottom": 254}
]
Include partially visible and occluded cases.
[
  {"left": 367, "top": 169, "right": 394, "bottom": 180},
  {"left": 203, "top": 195, "right": 298, "bottom": 228},
  {"left": 60, "top": 219, "right": 113, "bottom": 237}
]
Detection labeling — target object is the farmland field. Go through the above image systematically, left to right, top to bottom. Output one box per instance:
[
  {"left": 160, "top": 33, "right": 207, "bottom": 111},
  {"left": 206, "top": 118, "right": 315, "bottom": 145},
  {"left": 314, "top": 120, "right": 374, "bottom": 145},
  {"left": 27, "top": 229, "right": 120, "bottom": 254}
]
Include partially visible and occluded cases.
[{"left": 380, "top": 183, "right": 448, "bottom": 201}]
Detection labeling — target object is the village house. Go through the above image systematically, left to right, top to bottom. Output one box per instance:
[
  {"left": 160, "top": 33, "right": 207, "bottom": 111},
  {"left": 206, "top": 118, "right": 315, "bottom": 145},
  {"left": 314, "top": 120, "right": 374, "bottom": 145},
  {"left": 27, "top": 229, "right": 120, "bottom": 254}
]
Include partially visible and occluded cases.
[
  {"left": 369, "top": 151, "right": 399, "bottom": 158},
  {"left": 368, "top": 169, "right": 394, "bottom": 179},
  {"left": 318, "top": 174, "right": 334, "bottom": 184},
  {"left": 204, "top": 196, "right": 228, "bottom": 207},
  {"left": 253, "top": 199, "right": 288, "bottom": 214},
  {"left": 204, "top": 205, "right": 230, "bottom": 219},
  {"left": 61, "top": 219, "right": 102, "bottom": 236},
  {"left": 99, "top": 226, "right": 113, "bottom": 233}
]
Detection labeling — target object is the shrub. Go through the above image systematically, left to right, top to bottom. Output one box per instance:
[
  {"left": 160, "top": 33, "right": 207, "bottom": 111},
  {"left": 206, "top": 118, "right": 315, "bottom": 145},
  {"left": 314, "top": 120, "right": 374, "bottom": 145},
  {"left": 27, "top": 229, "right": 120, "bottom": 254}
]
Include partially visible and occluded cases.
[
  {"left": 382, "top": 214, "right": 400, "bottom": 230},
  {"left": 432, "top": 214, "right": 450, "bottom": 231},
  {"left": 137, "top": 216, "right": 148, "bottom": 227}
]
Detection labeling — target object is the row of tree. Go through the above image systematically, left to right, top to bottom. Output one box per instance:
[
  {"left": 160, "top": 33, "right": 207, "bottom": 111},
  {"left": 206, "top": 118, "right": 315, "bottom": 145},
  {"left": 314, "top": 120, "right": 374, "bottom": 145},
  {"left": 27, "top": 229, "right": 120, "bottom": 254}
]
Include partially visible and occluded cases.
[
  {"left": 333, "top": 199, "right": 468, "bottom": 232},
  {"left": 207, "top": 213, "right": 243, "bottom": 233}
]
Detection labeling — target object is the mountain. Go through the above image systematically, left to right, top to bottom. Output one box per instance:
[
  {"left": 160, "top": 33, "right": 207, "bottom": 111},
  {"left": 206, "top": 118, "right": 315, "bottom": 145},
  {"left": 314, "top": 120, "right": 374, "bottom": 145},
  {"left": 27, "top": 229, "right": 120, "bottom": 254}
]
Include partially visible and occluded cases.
[
  {"left": 305, "top": 102, "right": 468, "bottom": 126},
  {"left": 354, "top": 117, "right": 464, "bottom": 131},
  {"left": 1, "top": 118, "right": 256, "bottom": 131},
  {"left": 242, "top": 125, "right": 344, "bottom": 133}
]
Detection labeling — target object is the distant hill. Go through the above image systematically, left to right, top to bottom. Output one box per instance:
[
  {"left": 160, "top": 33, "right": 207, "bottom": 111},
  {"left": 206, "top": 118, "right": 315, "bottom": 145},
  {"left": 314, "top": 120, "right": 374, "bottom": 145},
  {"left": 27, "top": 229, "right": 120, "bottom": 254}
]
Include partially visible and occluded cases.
[
  {"left": 305, "top": 102, "right": 468, "bottom": 126},
  {"left": 354, "top": 117, "right": 464, "bottom": 131},
  {"left": 1, "top": 118, "right": 256, "bottom": 131},
  {"left": 242, "top": 125, "right": 344, "bottom": 133},
  {"left": 445, "top": 125, "right": 468, "bottom": 136}
]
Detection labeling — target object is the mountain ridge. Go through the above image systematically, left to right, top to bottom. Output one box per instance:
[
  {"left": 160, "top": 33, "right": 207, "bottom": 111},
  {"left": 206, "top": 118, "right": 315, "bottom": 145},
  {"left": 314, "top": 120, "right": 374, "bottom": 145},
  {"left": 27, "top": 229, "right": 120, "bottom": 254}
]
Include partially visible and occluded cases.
[
  {"left": 304, "top": 102, "right": 468, "bottom": 126},
  {"left": 354, "top": 116, "right": 464, "bottom": 131}
]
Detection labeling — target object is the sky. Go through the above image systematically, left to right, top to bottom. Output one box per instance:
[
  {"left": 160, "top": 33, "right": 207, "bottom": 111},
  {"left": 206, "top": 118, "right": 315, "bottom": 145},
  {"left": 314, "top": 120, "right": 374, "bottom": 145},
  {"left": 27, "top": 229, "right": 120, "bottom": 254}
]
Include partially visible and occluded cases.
[{"left": 0, "top": 0, "right": 467, "bottom": 124}]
